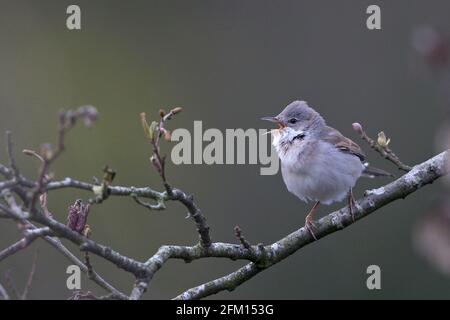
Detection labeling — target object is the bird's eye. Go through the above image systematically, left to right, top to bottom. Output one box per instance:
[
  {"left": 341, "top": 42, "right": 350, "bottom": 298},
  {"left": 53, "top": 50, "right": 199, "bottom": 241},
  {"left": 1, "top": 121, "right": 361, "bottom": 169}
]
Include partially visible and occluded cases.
[{"left": 288, "top": 118, "right": 297, "bottom": 124}]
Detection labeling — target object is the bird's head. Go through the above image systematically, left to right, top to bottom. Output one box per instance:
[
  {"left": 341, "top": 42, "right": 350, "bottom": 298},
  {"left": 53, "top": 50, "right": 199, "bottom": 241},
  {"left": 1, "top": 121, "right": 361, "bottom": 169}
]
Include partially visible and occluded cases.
[{"left": 261, "top": 100, "right": 326, "bottom": 146}]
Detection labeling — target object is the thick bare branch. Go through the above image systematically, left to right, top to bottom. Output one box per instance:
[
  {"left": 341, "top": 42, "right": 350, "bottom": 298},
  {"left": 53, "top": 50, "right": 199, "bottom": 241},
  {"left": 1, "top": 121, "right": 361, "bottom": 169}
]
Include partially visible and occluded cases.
[
  {"left": 1, "top": 105, "right": 447, "bottom": 300},
  {"left": 5, "top": 148, "right": 448, "bottom": 299},
  {"left": 174, "top": 150, "right": 449, "bottom": 299}
]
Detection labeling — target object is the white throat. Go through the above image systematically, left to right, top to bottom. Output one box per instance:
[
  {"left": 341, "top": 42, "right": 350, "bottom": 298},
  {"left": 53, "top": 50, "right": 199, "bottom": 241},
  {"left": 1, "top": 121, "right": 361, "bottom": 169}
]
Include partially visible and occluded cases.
[{"left": 271, "top": 127, "right": 305, "bottom": 155}]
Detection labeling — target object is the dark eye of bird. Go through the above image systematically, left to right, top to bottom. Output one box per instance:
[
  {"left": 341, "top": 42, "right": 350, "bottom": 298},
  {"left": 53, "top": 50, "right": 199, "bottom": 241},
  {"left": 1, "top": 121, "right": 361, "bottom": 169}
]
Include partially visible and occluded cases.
[
  {"left": 288, "top": 118, "right": 297, "bottom": 124},
  {"left": 293, "top": 133, "right": 305, "bottom": 141}
]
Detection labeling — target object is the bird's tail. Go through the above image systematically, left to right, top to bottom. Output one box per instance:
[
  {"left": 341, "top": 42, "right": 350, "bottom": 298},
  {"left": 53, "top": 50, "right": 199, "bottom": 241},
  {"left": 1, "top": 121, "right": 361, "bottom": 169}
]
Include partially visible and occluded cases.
[{"left": 362, "top": 164, "right": 393, "bottom": 178}]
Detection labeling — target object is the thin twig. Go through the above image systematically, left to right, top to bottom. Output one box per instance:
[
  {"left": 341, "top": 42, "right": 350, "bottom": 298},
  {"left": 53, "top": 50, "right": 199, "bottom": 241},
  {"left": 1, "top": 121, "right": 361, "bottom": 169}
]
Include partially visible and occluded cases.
[
  {"left": 28, "top": 107, "right": 98, "bottom": 211},
  {"left": 140, "top": 109, "right": 211, "bottom": 246},
  {"left": 352, "top": 122, "right": 412, "bottom": 171},
  {"left": 6, "top": 131, "right": 20, "bottom": 178},
  {"left": 0, "top": 163, "right": 11, "bottom": 178},
  {"left": 0, "top": 180, "right": 18, "bottom": 192},
  {"left": 170, "top": 189, "right": 211, "bottom": 247},
  {"left": 234, "top": 226, "right": 252, "bottom": 249},
  {"left": 0, "top": 228, "right": 50, "bottom": 263},
  {"left": 42, "top": 235, "right": 127, "bottom": 299},
  {"left": 21, "top": 249, "right": 38, "bottom": 300},
  {"left": 84, "top": 252, "right": 94, "bottom": 279},
  {"left": 4, "top": 270, "right": 20, "bottom": 300},
  {"left": 0, "top": 283, "right": 9, "bottom": 300},
  {"left": 68, "top": 290, "right": 121, "bottom": 300}
]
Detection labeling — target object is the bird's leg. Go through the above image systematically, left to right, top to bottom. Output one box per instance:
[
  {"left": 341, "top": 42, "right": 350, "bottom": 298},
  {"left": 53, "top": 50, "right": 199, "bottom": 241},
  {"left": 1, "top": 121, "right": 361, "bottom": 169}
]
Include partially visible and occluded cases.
[
  {"left": 348, "top": 189, "right": 356, "bottom": 222},
  {"left": 305, "top": 201, "right": 320, "bottom": 240}
]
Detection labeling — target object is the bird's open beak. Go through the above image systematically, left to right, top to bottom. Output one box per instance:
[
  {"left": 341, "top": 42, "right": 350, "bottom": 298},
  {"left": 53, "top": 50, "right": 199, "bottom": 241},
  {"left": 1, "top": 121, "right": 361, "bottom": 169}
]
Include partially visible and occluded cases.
[{"left": 261, "top": 116, "right": 286, "bottom": 129}]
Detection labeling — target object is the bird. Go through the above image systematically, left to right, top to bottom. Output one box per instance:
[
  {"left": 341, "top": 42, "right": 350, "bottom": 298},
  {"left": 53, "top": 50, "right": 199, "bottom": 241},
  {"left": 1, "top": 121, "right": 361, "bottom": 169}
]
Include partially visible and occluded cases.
[{"left": 262, "top": 100, "right": 391, "bottom": 239}]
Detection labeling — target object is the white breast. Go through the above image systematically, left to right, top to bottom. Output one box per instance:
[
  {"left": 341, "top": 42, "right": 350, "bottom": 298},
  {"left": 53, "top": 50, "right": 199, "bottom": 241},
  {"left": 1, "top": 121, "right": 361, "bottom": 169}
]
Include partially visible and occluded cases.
[{"left": 279, "top": 139, "right": 364, "bottom": 205}]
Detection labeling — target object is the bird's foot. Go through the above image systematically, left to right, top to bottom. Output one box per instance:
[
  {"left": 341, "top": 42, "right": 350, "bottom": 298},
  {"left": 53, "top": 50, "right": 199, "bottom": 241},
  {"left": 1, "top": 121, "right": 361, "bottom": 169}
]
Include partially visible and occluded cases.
[
  {"left": 348, "top": 190, "right": 356, "bottom": 222},
  {"left": 348, "top": 202, "right": 355, "bottom": 222},
  {"left": 304, "top": 217, "right": 317, "bottom": 240}
]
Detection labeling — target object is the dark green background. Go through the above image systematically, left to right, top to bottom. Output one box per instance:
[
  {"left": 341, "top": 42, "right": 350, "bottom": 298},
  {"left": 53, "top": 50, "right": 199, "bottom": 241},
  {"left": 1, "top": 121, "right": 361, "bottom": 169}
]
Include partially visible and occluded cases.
[{"left": 0, "top": 0, "right": 449, "bottom": 299}]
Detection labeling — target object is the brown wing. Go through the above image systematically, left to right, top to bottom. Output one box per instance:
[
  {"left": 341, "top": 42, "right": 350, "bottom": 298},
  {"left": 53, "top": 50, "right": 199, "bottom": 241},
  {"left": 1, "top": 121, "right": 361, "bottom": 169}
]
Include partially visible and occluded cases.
[{"left": 322, "top": 126, "right": 366, "bottom": 161}]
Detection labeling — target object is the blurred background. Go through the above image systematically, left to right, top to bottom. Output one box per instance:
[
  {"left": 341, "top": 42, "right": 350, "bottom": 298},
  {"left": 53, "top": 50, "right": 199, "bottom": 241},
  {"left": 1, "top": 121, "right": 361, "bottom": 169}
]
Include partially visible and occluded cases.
[{"left": 1, "top": 0, "right": 450, "bottom": 299}]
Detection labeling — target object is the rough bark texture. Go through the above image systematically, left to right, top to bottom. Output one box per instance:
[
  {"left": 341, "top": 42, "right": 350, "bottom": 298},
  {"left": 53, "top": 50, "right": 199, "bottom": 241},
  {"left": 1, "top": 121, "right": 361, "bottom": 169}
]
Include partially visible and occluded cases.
[
  {"left": 1, "top": 109, "right": 448, "bottom": 299},
  {"left": 1, "top": 150, "right": 447, "bottom": 299}
]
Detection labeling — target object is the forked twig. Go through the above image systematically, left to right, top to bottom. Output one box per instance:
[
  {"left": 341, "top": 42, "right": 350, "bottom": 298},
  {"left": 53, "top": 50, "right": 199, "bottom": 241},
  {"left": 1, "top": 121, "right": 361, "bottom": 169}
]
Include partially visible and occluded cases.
[{"left": 352, "top": 122, "right": 412, "bottom": 171}]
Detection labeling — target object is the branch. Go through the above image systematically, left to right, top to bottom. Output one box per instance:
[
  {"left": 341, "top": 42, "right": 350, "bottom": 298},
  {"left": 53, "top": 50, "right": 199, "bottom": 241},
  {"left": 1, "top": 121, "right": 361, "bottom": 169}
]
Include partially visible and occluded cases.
[
  {"left": 1, "top": 105, "right": 447, "bottom": 300},
  {"left": 140, "top": 109, "right": 211, "bottom": 247},
  {"left": 352, "top": 122, "right": 412, "bottom": 171},
  {"left": 5, "top": 131, "right": 20, "bottom": 178},
  {"left": 6, "top": 148, "right": 448, "bottom": 299},
  {"left": 174, "top": 150, "right": 449, "bottom": 299},
  {"left": 41, "top": 179, "right": 210, "bottom": 248},
  {"left": 0, "top": 213, "right": 128, "bottom": 299},
  {"left": 32, "top": 213, "right": 147, "bottom": 277},
  {"left": 234, "top": 226, "right": 252, "bottom": 249},
  {"left": 0, "top": 228, "right": 50, "bottom": 263},
  {"left": 41, "top": 233, "right": 128, "bottom": 299},
  {"left": 21, "top": 249, "right": 38, "bottom": 300},
  {"left": 4, "top": 270, "right": 20, "bottom": 300},
  {"left": 0, "top": 283, "right": 9, "bottom": 300},
  {"left": 68, "top": 290, "right": 121, "bottom": 300}
]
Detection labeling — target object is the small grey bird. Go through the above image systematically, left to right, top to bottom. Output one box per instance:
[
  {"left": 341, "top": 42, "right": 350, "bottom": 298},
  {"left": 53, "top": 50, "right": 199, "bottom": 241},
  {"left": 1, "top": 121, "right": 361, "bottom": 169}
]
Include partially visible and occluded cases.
[{"left": 262, "top": 100, "right": 390, "bottom": 239}]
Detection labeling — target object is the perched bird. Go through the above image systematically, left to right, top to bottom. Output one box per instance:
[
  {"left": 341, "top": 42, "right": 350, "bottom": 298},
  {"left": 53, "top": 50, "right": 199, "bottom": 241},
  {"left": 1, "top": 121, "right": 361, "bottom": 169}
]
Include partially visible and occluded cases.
[{"left": 262, "top": 100, "right": 391, "bottom": 239}]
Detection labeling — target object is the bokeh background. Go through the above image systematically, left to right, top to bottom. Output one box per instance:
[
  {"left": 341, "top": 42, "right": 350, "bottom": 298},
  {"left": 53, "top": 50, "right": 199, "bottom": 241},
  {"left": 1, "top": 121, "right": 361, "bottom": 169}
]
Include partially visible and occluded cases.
[{"left": 1, "top": 0, "right": 450, "bottom": 299}]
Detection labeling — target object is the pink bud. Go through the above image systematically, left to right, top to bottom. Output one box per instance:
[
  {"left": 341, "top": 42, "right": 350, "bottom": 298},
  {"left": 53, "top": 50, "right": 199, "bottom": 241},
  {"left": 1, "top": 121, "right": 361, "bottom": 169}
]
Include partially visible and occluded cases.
[{"left": 352, "top": 122, "right": 364, "bottom": 135}]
